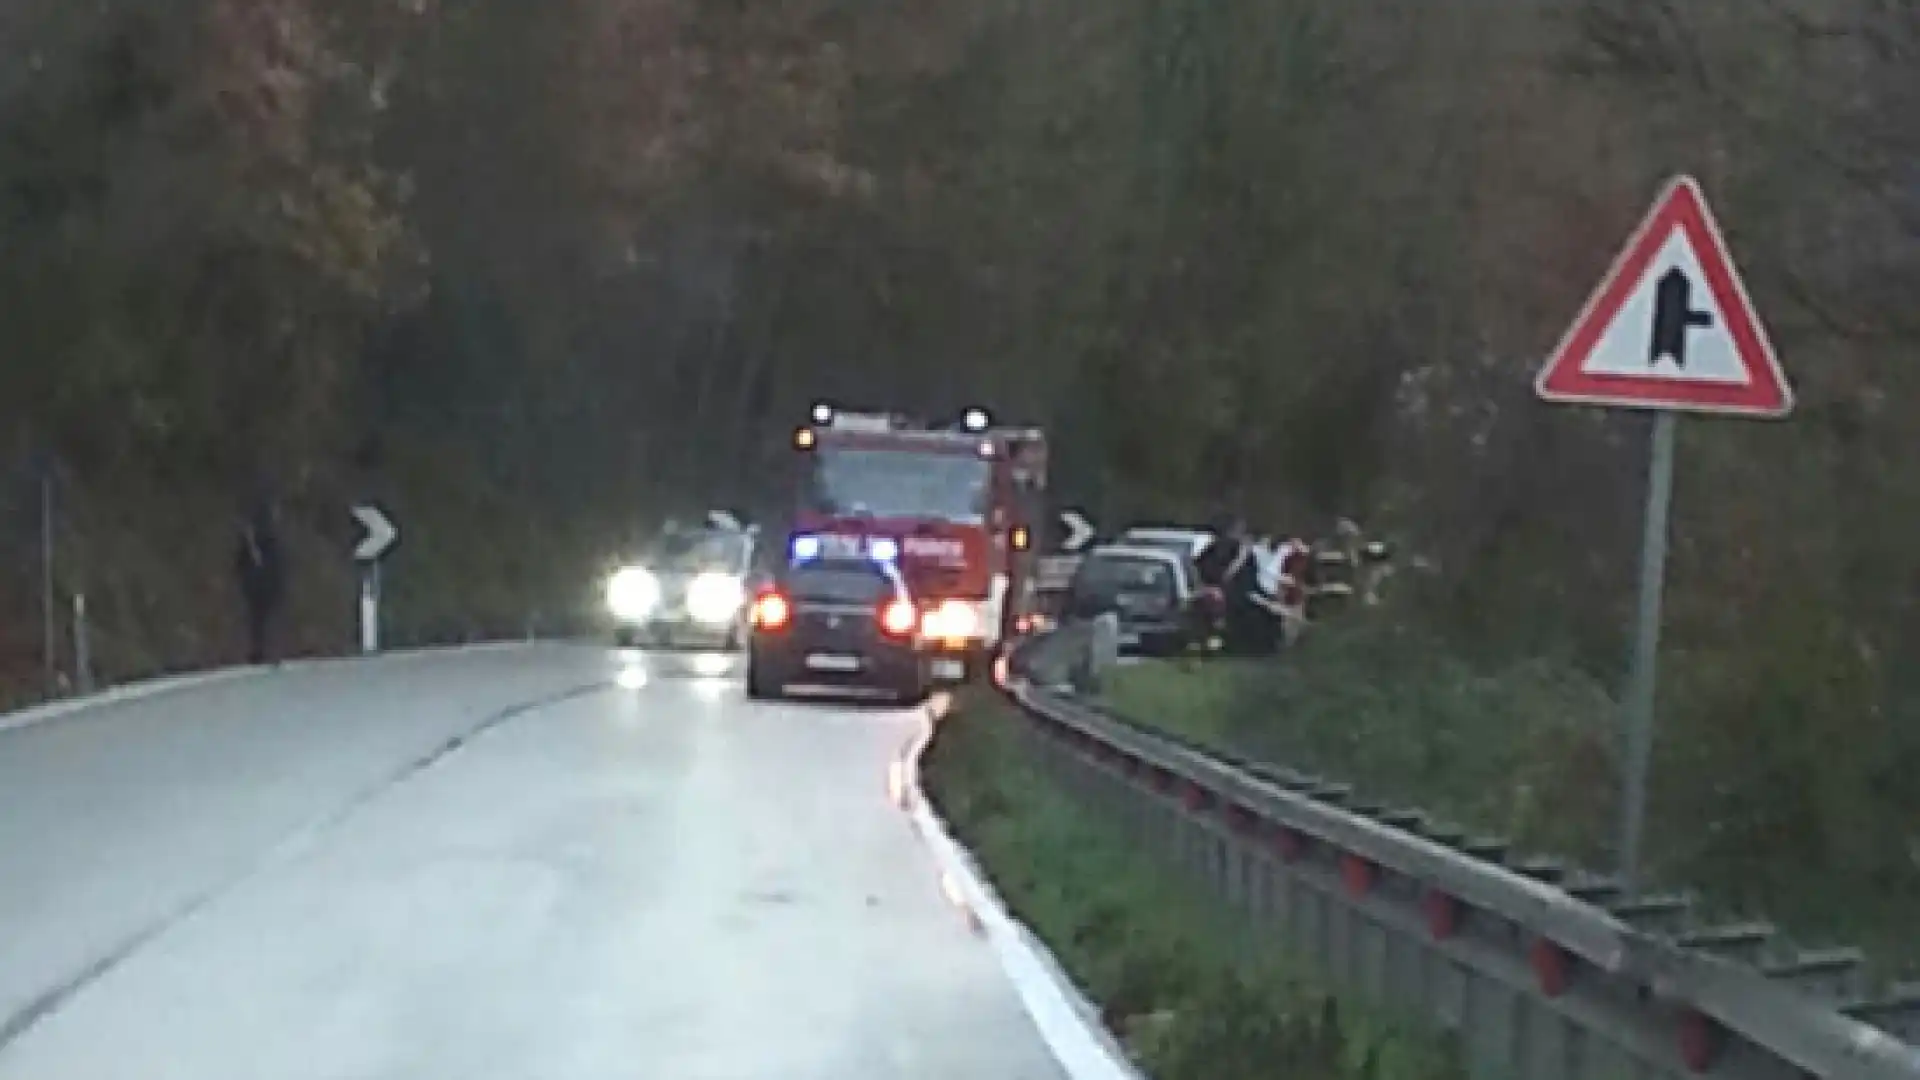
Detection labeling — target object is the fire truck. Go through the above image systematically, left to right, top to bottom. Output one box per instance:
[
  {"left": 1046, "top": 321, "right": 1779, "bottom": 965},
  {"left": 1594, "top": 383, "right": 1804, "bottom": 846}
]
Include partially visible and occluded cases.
[{"left": 785, "top": 403, "right": 1049, "bottom": 681}]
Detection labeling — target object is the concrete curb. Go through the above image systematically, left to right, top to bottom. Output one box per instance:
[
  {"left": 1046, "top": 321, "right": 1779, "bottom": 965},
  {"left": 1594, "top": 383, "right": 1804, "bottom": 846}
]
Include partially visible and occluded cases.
[
  {"left": 0, "top": 640, "right": 561, "bottom": 737},
  {"left": 895, "top": 694, "right": 1148, "bottom": 1080}
]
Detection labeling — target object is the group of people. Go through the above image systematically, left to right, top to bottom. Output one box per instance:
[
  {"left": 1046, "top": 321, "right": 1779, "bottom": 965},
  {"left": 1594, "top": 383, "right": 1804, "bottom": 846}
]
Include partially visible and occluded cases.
[{"left": 1194, "top": 519, "right": 1312, "bottom": 656}]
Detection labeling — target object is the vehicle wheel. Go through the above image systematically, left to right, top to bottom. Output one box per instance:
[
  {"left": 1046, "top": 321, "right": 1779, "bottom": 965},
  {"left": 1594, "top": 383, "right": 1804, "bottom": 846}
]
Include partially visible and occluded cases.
[{"left": 746, "top": 659, "right": 782, "bottom": 701}]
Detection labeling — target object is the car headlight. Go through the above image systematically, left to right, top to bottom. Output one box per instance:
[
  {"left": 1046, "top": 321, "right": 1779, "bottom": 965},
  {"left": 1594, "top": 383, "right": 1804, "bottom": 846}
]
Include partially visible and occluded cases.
[
  {"left": 606, "top": 566, "right": 660, "bottom": 622},
  {"left": 686, "top": 572, "right": 746, "bottom": 625}
]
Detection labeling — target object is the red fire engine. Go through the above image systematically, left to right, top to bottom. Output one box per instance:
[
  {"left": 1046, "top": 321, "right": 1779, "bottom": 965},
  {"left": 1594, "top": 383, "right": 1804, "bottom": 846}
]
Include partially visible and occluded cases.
[{"left": 787, "top": 404, "right": 1049, "bottom": 678}]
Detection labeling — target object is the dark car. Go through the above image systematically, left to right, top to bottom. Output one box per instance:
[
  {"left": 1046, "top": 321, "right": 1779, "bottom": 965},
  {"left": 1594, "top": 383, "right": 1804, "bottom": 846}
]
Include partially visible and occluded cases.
[
  {"left": 1065, "top": 543, "right": 1215, "bottom": 656},
  {"left": 745, "top": 556, "right": 931, "bottom": 702}
]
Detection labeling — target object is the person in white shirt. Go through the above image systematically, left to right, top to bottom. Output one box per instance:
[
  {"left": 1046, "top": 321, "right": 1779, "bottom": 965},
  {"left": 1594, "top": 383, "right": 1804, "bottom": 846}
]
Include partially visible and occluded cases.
[{"left": 1252, "top": 535, "right": 1284, "bottom": 597}]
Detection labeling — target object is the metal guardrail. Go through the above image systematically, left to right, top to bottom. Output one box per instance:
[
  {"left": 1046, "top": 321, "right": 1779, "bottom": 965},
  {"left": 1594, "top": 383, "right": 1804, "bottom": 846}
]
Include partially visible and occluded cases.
[{"left": 1003, "top": 625, "right": 1920, "bottom": 1080}]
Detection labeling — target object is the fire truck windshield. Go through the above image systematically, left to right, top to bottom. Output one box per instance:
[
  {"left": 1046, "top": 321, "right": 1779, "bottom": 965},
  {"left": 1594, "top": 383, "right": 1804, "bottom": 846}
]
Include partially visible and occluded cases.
[{"left": 803, "top": 446, "right": 991, "bottom": 523}]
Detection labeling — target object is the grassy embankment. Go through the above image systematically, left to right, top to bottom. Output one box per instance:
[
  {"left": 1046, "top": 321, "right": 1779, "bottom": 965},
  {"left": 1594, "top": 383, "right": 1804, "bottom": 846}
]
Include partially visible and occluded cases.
[
  {"left": 1099, "top": 617, "right": 1920, "bottom": 974},
  {"left": 921, "top": 688, "right": 1467, "bottom": 1080}
]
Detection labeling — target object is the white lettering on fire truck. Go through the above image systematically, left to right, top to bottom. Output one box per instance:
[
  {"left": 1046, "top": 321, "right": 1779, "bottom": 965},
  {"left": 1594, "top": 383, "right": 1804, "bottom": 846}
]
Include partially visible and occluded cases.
[{"left": 903, "top": 536, "right": 966, "bottom": 561}]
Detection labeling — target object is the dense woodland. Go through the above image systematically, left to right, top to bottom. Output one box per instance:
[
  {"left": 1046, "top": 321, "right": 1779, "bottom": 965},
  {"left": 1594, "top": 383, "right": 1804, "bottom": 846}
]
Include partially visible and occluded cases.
[{"left": 2, "top": 0, "right": 1917, "bottom": 895}]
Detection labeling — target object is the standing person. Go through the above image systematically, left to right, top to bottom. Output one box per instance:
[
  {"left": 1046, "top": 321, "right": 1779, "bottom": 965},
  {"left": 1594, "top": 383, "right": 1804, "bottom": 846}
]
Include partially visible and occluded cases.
[
  {"left": 235, "top": 497, "right": 287, "bottom": 665},
  {"left": 1194, "top": 516, "right": 1246, "bottom": 590},
  {"left": 1220, "top": 537, "right": 1283, "bottom": 655}
]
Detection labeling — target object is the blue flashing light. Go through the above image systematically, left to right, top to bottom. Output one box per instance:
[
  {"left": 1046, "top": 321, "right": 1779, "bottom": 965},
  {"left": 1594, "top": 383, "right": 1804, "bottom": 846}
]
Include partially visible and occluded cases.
[
  {"left": 791, "top": 535, "right": 821, "bottom": 561},
  {"left": 869, "top": 537, "right": 899, "bottom": 562}
]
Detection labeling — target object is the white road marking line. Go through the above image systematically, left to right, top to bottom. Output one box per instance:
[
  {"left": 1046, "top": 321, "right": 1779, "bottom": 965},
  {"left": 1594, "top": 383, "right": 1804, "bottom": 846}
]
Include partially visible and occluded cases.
[{"left": 896, "top": 698, "right": 1148, "bottom": 1080}]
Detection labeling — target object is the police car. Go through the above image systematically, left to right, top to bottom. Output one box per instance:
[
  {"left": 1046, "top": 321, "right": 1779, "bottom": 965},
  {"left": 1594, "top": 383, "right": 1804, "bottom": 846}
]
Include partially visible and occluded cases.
[
  {"left": 605, "top": 513, "right": 761, "bottom": 650},
  {"left": 744, "top": 553, "right": 931, "bottom": 703}
]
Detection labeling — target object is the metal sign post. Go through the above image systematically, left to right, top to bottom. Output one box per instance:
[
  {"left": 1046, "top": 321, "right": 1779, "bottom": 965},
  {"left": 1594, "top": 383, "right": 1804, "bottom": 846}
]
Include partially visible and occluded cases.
[
  {"left": 1532, "top": 176, "right": 1791, "bottom": 894},
  {"left": 1617, "top": 412, "right": 1677, "bottom": 893},
  {"left": 40, "top": 470, "right": 54, "bottom": 694},
  {"left": 351, "top": 503, "right": 399, "bottom": 655},
  {"left": 359, "top": 562, "right": 383, "bottom": 654}
]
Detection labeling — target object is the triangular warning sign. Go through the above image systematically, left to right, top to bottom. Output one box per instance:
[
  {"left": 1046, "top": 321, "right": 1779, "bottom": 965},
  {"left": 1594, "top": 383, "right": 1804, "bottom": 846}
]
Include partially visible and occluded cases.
[{"left": 1536, "top": 176, "right": 1792, "bottom": 417}]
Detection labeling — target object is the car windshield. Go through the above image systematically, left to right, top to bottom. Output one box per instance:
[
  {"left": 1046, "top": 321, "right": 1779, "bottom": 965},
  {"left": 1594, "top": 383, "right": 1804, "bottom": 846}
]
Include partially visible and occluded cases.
[
  {"left": 803, "top": 447, "right": 990, "bottom": 523},
  {"left": 652, "top": 530, "right": 747, "bottom": 574},
  {"left": 1074, "top": 554, "right": 1176, "bottom": 601},
  {"left": 786, "top": 562, "right": 891, "bottom": 603}
]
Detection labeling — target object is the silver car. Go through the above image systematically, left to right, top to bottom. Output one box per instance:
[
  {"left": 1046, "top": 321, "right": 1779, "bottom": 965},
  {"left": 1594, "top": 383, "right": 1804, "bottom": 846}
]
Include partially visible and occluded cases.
[{"left": 606, "top": 523, "right": 760, "bottom": 650}]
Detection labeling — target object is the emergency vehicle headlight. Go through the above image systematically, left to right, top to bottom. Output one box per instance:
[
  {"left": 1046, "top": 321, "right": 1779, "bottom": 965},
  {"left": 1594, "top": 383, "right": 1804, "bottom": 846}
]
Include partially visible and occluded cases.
[
  {"left": 791, "top": 535, "right": 821, "bottom": 561},
  {"left": 869, "top": 537, "right": 899, "bottom": 562},
  {"left": 606, "top": 566, "right": 660, "bottom": 622},
  {"left": 686, "top": 572, "right": 746, "bottom": 625},
  {"left": 921, "top": 599, "right": 982, "bottom": 641}
]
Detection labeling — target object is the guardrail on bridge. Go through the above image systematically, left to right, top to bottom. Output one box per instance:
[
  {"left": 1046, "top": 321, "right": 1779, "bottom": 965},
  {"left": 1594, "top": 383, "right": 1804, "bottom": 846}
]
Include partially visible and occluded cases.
[{"left": 1002, "top": 626, "right": 1920, "bottom": 1080}]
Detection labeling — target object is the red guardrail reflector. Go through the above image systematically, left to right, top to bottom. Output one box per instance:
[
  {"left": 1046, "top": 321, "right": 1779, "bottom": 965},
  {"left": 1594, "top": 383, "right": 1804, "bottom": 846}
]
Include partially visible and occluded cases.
[
  {"left": 1181, "top": 780, "right": 1213, "bottom": 812},
  {"left": 1273, "top": 827, "right": 1306, "bottom": 862},
  {"left": 1340, "top": 854, "right": 1376, "bottom": 897},
  {"left": 1423, "top": 889, "right": 1460, "bottom": 940},
  {"left": 1530, "top": 939, "right": 1571, "bottom": 998},
  {"left": 1679, "top": 1009, "right": 1724, "bottom": 1073}
]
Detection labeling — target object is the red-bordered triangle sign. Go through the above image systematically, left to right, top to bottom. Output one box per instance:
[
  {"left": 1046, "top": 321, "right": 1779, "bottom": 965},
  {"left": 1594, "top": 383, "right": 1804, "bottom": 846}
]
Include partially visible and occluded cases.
[{"left": 1536, "top": 176, "right": 1792, "bottom": 418}]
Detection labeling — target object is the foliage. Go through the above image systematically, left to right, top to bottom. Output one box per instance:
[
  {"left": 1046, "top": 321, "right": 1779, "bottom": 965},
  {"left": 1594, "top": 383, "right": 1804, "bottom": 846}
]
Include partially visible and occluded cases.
[{"left": 923, "top": 689, "right": 1466, "bottom": 1080}]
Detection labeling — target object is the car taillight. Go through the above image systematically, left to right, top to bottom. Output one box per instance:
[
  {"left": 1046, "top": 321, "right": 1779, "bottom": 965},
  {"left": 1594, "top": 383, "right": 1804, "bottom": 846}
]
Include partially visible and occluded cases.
[
  {"left": 752, "top": 593, "right": 791, "bottom": 630},
  {"left": 879, "top": 598, "right": 917, "bottom": 636}
]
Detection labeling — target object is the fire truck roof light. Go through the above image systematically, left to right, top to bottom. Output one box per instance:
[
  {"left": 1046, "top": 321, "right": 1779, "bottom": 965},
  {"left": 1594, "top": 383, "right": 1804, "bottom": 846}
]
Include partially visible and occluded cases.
[
  {"left": 811, "top": 402, "right": 834, "bottom": 425},
  {"left": 962, "top": 407, "right": 990, "bottom": 432},
  {"left": 827, "top": 411, "right": 895, "bottom": 433},
  {"left": 791, "top": 535, "right": 821, "bottom": 560},
  {"left": 869, "top": 537, "right": 899, "bottom": 562}
]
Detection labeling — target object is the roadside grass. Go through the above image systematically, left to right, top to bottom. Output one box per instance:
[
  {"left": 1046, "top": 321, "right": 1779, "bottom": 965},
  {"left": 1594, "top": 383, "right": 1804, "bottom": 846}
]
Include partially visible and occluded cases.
[
  {"left": 1099, "top": 617, "right": 1920, "bottom": 974},
  {"left": 921, "top": 688, "right": 1467, "bottom": 1080}
]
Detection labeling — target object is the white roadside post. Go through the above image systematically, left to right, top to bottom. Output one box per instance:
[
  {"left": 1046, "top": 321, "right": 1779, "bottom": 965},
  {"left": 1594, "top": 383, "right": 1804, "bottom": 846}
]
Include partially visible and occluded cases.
[
  {"left": 1533, "top": 175, "right": 1793, "bottom": 895},
  {"left": 351, "top": 503, "right": 400, "bottom": 655}
]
